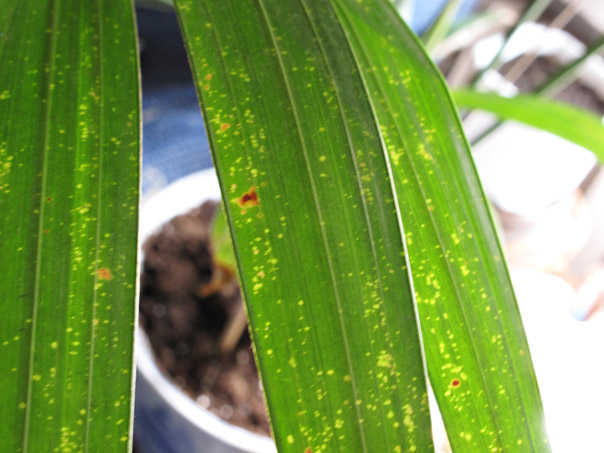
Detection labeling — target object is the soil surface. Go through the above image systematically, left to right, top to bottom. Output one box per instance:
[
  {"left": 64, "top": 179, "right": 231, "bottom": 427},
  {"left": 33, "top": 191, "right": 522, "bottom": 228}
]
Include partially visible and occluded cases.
[{"left": 139, "top": 201, "right": 270, "bottom": 436}]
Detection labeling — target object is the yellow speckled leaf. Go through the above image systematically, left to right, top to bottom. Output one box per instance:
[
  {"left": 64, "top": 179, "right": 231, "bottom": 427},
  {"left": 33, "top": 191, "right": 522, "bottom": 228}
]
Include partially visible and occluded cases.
[
  {"left": 175, "top": 0, "right": 432, "bottom": 451},
  {"left": 176, "top": 0, "right": 549, "bottom": 451},
  {"left": 335, "top": 0, "right": 549, "bottom": 450},
  {"left": 0, "top": 1, "right": 140, "bottom": 451}
]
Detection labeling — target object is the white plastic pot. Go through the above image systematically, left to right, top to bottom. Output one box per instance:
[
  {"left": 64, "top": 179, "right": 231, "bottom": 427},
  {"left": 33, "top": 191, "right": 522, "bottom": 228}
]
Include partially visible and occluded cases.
[{"left": 134, "top": 169, "right": 276, "bottom": 453}]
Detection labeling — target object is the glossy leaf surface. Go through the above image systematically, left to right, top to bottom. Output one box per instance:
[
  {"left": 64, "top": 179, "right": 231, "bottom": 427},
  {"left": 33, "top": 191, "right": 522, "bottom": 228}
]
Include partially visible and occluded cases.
[
  {"left": 175, "top": 0, "right": 432, "bottom": 451},
  {"left": 0, "top": 1, "right": 140, "bottom": 451},
  {"left": 334, "top": 1, "right": 549, "bottom": 451},
  {"left": 454, "top": 89, "right": 604, "bottom": 163}
]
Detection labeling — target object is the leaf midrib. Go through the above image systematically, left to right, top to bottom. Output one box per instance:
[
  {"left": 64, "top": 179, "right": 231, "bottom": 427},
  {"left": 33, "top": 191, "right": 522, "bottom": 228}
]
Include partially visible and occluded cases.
[{"left": 85, "top": 0, "right": 104, "bottom": 449}]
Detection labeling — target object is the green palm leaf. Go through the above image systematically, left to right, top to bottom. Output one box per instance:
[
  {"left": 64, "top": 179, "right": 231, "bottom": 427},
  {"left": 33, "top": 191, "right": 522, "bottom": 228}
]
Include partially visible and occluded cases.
[
  {"left": 175, "top": 0, "right": 432, "bottom": 451},
  {"left": 177, "top": 0, "right": 549, "bottom": 451},
  {"left": 336, "top": 0, "right": 548, "bottom": 450},
  {"left": 0, "top": 1, "right": 140, "bottom": 451}
]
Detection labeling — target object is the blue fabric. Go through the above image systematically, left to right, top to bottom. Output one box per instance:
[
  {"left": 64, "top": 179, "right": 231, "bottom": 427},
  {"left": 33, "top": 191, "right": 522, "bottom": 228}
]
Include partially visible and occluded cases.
[
  {"left": 137, "top": 1, "right": 476, "bottom": 194},
  {"left": 138, "top": 8, "right": 212, "bottom": 194}
]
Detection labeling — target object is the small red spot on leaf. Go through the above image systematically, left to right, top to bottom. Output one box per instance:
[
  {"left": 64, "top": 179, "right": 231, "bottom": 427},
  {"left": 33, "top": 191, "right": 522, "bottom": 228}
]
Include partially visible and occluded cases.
[
  {"left": 205, "top": 73, "right": 212, "bottom": 81},
  {"left": 220, "top": 123, "right": 230, "bottom": 132},
  {"left": 237, "top": 187, "right": 258, "bottom": 208},
  {"left": 46, "top": 197, "right": 52, "bottom": 202},
  {"left": 43, "top": 229, "right": 49, "bottom": 234},
  {"left": 97, "top": 268, "right": 112, "bottom": 281},
  {"left": 452, "top": 379, "right": 461, "bottom": 387},
  {"left": 305, "top": 449, "right": 312, "bottom": 453}
]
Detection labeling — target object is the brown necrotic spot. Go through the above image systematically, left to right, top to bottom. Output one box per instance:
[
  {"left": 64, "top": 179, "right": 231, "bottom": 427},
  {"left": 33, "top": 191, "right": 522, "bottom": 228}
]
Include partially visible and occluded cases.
[
  {"left": 220, "top": 123, "right": 231, "bottom": 132},
  {"left": 236, "top": 187, "right": 258, "bottom": 208},
  {"left": 46, "top": 197, "right": 51, "bottom": 202},
  {"left": 97, "top": 268, "right": 112, "bottom": 280},
  {"left": 451, "top": 379, "right": 461, "bottom": 387},
  {"left": 305, "top": 449, "right": 312, "bottom": 453}
]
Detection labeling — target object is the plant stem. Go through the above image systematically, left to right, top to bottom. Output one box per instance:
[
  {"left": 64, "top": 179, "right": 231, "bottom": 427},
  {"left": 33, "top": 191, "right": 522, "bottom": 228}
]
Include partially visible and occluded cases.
[
  {"left": 422, "top": 0, "right": 464, "bottom": 54},
  {"left": 471, "top": 0, "right": 553, "bottom": 87},
  {"left": 501, "top": 0, "right": 591, "bottom": 85},
  {"left": 435, "top": 9, "right": 512, "bottom": 61},
  {"left": 471, "top": 35, "right": 604, "bottom": 147},
  {"left": 538, "top": 35, "right": 604, "bottom": 97},
  {"left": 198, "top": 259, "right": 248, "bottom": 355},
  {"left": 219, "top": 301, "right": 248, "bottom": 355}
]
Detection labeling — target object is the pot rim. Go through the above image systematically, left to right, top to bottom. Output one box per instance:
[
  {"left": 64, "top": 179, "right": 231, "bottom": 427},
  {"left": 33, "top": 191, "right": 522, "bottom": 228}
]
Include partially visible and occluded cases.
[{"left": 137, "top": 168, "right": 276, "bottom": 453}]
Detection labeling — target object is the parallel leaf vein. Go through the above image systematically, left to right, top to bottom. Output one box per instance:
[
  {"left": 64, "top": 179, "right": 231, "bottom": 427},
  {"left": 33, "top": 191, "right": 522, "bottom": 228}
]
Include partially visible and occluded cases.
[
  {"left": 24, "top": 0, "right": 60, "bottom": 450},
  {"left": 256, "top": 0, "right": 366, "bottom": 450}
]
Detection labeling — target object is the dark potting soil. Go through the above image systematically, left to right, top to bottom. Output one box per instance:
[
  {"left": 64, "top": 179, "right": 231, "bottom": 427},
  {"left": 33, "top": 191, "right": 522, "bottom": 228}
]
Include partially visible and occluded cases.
[{"left": 139, "top": 201, "right": 271, "bottom": 436}]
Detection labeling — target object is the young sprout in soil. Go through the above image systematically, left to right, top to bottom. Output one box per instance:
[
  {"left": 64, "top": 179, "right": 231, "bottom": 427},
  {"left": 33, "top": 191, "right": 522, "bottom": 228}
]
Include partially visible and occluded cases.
[{"left": 200, "top": 203, "right": 248, "bottom": 355}]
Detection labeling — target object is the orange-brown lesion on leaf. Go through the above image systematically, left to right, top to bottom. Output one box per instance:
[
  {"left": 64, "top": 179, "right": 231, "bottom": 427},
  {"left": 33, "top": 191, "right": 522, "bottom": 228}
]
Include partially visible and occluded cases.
[
  {"left": 236, "top": 186, "right": 259, "bottom": 209},
  {"left": 97, "top": 267, "right": 112, "bottom": 281}
]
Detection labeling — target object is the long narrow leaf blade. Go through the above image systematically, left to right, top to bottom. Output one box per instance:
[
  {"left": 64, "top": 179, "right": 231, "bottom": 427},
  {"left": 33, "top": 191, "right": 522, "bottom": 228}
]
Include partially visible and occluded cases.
[
  {"left": 175, "top": 0, "right": 432, "bottom": 451},
  {"left": 421, "top": 0, "right": 464, "bottom": 54},
  {"left": 471, "top": 0, "right": 553, "bottom": 85},
  {"left": 0, "top": 1, "right": 140, "bottom": 451},
  {"left": 335, "top": 1, "right": 549, "bottom": 451},
  {"left": 537, "top": 35, "right": 604, "bottom": 98},
  {"left": 454, "top": 89, "right": 604, "bottom": 162}
]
